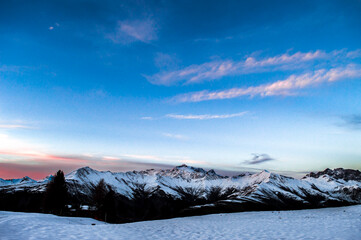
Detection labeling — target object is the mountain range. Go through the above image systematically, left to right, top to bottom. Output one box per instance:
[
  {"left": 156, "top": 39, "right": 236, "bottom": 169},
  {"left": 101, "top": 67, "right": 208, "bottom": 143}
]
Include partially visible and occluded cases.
[{"left": 1, "top": 165, "right": 361, "bottom": 214}]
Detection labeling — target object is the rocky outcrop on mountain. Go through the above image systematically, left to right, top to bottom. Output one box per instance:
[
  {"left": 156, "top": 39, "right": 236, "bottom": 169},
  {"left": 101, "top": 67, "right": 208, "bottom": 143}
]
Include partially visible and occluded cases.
[{"left": 305, "top": 168, "right": 361, "bottom": 181}]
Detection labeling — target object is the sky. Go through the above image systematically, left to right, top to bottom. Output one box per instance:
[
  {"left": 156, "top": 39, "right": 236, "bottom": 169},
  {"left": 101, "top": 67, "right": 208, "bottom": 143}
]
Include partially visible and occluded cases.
[{"left": 1, "top": 0, "right": 361, "bottom": 179}]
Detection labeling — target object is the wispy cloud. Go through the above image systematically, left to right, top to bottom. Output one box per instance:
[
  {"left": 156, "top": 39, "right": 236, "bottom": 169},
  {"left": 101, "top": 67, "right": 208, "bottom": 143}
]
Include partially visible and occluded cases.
[
  {"left": 107, "top": 19, "right": 157, "bottom": 44},
  {"left": 346, "top": 49, "right": 361, "bottom": 59},
  {"left": 145, "top": 50, "right": 349, "bottom": 86},
  {"left": 244, "top": 50, "right": 326, "bottom": 68},
  {"left": 154, "top": 53, "right": 180, "bottom": 70},
  {"left": 146, "top": 60, "right": 237, "bottom": 86},
  {"left": 172, "top": 64, "right": 361, "bottom": 102},
  {"left": 0, "top": 65, "right": 22, "bottom": 73},
  {"left": 87, "top": 89, "right": 108, "bottom": 98},
  {"left": 166, "top": 111, "right": 248, "bottom": 120},
  {"left": 141, "top": 116, "right": 154, "bottom": 120},
  {"left": 0, "top": 124, "right": 32, "bottom": 129},
  {"left": 162, "top": 132, "right": 188, "bottom": 140},
  {"left": 0, "top": 133, "right": 199, "bottom": 176},
  {"left": 0, "top": 140, "right": 194, "bottom": 179},
  {"left": 0, "top": 146, "right": 189, "bottom": 170},
  {"left": 0, "top": 150, "right": 90, "bottom": 164},
  {"left": 243, "top": 153, "right": 275, "bottom": 165},
  {"left": 122, "top": 154, "right": 163, "bottom": 161},
  {"left": 0, "top": 158, "right": 175, "bottom": 180}
]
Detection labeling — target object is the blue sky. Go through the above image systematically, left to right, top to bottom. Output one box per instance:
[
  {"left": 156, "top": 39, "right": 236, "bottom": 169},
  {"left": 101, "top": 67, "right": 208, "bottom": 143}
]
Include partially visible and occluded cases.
[{"left": 1, "top": 0, "right": 361, "bottom": 179}]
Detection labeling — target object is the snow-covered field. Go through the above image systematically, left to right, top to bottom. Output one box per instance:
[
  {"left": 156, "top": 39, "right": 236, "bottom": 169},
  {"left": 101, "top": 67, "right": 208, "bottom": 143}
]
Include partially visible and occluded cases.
[{"left": 1, "top": 205, "right": 361, "bottom": 240}]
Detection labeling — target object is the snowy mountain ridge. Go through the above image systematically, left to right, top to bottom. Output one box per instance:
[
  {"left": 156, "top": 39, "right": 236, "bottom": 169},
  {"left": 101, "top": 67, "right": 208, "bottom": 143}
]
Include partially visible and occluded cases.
[
  {"left": 1, "top": 165, "right": 361, "bottom": 211},
  {"left": 0, "top": 176, "right": 36, "bottom": 186}
]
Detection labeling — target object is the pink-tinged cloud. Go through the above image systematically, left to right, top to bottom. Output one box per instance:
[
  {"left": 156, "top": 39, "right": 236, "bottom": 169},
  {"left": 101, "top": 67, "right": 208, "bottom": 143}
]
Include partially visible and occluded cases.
[
  {"left": 107, "top": 19, "right": 157, "bottom": 44},
  {"left": 146, "top": 50, "right": 346, "bottom": 85},
  {"left": 243, "top": 50, "right": 326, "bottom": 67},
  {"left": 172, "top": 64, "right": 361, "bottom": 102},
  {"left": 0, "top": 149, "right": 203, "bottom": 179},
  {"left": 0, "top": 150, "right": 89, "bottom": 164},
  {"left": 0, "top": 150, "right": 178, "bottom": 180},
  {"left": 0, "top": 160, "right": 179, "bottom": 180}
]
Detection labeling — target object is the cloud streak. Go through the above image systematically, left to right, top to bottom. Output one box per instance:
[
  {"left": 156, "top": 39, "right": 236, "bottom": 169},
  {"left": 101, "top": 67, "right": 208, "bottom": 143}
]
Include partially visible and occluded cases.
[
  {"left": 108, "top": 19, "right": 157, "bottom": 44},
  {"left": 346, "top": 49, "right": 361, "bottom": 59},
  {"left": 145, "top": 50, "right": 355, "bottom": 86},
  {"left": 172, "top": 64, "right": 361, "bottom": 102},
  {"left": 0, "top": 65, "right": 23, "bottom": 73},
  {"left": 166, "top": 111, "right": 248, "bottom": 120},
  {"left": 141, "top": 116, "right": 154, "bottom": 120},
  {"left": 0, "top": 124, "right": 32, "bottom": 129},
  {"left": 162, "top": 132, "right": 188, "bottom": 140},
  {"left": 0, "top": 134, "right": 201, "bottom": 177},
  {"left": 0, "top": 148, "right": 197, "bottom": 179},
  {"left": 243, "top": 154, "right": 275, "bottom": 165},
  {"left": 0, "top": 159, "right": 176, "bottom": 180}
]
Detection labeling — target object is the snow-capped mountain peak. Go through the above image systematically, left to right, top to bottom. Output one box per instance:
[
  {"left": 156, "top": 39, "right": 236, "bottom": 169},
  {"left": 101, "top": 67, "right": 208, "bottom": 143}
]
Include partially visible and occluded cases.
[{"left": 157, "top": 164, "right": 222, "bottom": 180}]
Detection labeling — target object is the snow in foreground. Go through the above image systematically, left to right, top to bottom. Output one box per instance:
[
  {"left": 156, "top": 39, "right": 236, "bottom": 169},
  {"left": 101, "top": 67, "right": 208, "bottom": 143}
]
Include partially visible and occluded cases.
[{"left": 1, "top": 205, "right": 361, "bottom": 240}]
